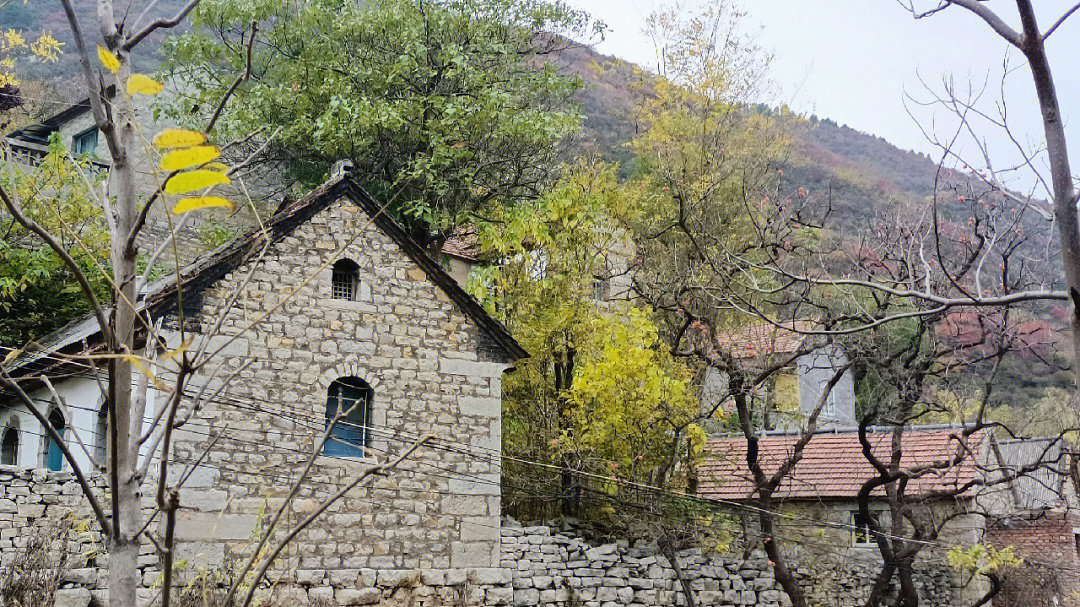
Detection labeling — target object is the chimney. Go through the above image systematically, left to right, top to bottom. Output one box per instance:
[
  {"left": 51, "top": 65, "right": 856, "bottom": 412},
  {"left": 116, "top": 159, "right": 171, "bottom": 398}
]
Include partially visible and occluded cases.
[{"left": 331, "top": 159, "right": 354, "bottom": 180}]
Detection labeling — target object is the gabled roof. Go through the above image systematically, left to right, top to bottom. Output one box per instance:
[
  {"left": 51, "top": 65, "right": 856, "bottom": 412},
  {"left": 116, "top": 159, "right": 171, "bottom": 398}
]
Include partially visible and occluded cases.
[
  {"left": 6, "top": 86, "right": 115, "bottom": 145},
  {"left": 8, "top": 170, "right": 526, "bottom": 378},
  {"left": 715, "top": 319, "right": 816, "bottom": 359},
  {"left": 699, "top": 428, "right": 986, "bottom": 501}
]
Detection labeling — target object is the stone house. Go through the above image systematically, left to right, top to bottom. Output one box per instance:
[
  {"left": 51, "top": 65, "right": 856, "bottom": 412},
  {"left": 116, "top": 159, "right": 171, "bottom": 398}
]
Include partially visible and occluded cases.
[
  {"left": 0, "top": 166, "right": 529, "bottom": 604},
  {"left": 702, "top": 320, "right": 858, "bottom": 431},
  {"left": 699, "top": 428, "right": 1079, "bottom": 606}
]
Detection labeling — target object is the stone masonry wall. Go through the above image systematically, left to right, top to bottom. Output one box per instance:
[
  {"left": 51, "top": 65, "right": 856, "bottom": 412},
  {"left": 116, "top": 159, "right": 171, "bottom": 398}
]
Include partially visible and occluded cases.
[
  {"left": 162, "top": 195, "right": 509, "bottom": 576},
  {"left": 1, "top": 472, "right": 967, "bottom": 607}
]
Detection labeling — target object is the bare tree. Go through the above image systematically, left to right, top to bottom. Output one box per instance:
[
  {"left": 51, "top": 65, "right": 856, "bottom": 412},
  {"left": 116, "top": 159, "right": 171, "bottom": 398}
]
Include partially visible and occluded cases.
[{"left": 893, "top": 1, "right": 1080, "bottom": 390}]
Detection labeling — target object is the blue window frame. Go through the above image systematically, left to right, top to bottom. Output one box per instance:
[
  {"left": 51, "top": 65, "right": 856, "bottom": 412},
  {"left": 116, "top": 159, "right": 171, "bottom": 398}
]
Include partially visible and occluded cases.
[
  {"left": 73, "top": 127, "right": 98, "bottom": 157},
  {"left": 324, "top": 377, "right": 372, "bottom": 458}
]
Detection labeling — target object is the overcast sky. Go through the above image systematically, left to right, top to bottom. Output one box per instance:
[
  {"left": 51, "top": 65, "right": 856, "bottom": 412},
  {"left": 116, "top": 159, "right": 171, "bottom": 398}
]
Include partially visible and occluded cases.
[{"left": 564, "top": 0, "right": 1080, "bottom": 193}]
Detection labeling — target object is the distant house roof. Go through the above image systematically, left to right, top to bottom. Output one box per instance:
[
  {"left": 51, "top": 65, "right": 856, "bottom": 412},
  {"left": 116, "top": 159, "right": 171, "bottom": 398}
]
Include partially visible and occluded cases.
[
  {"left": 6, "top": 86, "right": 114, "bottom": 145},
  {"left": 6, "top": 169, "right": 527, "bottom": 382},
  {"left": 441, "top": 225, "right": 481, "bottom": 262},
  {"left": 714, "top": 320, "right": 816, "bottom": 359},
  {"left": 699, "top": 428, "right": 987, "bottom": 501}
]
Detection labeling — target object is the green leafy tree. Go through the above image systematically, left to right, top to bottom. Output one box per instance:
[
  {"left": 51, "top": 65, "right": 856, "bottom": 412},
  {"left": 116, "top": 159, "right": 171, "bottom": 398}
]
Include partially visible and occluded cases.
[
  {"left": 165, "top": 0, "right": 599, "bottom": 249},
  {"left": 0, "top": 134, "right": 109, "bottom": 347},
  {"left": 470, "top": 161, "right": 703, "bottom": 520}
]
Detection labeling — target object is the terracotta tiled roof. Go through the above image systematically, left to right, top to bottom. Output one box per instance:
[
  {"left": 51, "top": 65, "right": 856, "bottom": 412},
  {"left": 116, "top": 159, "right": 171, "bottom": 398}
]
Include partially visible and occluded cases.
[
  {"left": 441, "top": 225, "right": 481, "bottom": 261},
  {"left": 714, "top": 320, "right": 815, "bottom": 359},
  {"left": 699, "top": 429, "right": 986, "bottom": 501}
]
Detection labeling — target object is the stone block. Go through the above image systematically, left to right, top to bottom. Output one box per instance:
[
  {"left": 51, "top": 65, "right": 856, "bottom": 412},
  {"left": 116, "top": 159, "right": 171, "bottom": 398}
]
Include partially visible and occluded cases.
[
  {"left": 440, "top": 358, "right": 505, "bottom": 378},
  {"left": 458, "top": 396, "right": 500, "bottom": 418},
  {"left": 178, "top": 488, "right": 228, "bottom": 512},
  {"left": 174, "top": 512, "right": 257, "bottom": 541},
  {"left": 460, "top": 516, "right": 500, "bottom": 540},
  {"left": 452, "top": 541, "right": 495, "bottom": 568},
  {"left": 468, "top": 567, "right": 511, "bottom": 585},
  {"left": 377, "top": 569, "right": 417, "bottom": 588},
  {"left": 487, "top": 586, "right": 514, "bottom": 605},
  {"left": 336, "top": 587, "right": 381, "bottom": 605},
  {"left": 54, "top": 588, "right": 91, "bottom": 607},
  {"left": 513, "top": 588, "right": 539, "bottom": 606}
]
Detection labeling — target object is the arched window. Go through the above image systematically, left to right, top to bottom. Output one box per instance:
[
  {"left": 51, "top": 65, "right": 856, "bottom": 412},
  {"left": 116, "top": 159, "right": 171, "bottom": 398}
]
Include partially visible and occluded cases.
[
  {"left": 331, "top": 259, "right": 359, "bottom": 301},
  {"left": 324, "top": 377, "right": 372, "bottom": 458},
  {"left": 93, "top": 405, "right": 108, "bottom": 468},
  {"left": 45, "top": 409, "right": 66, "bottom": 471},
  {"left": 1, "top": 426, "right": 17, "bottom": 466}
]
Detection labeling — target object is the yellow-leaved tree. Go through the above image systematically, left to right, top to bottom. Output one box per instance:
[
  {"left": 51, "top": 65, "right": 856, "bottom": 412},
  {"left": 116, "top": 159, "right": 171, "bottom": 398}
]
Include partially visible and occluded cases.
[{"left": 469, "top": 160, "right": 710, "bottom": 525}]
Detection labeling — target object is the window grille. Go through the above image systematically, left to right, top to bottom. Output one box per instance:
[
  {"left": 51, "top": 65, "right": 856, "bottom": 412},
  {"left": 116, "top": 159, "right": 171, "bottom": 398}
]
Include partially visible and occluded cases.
[{"left": 332, "top": 259, "right": 359, "bottom": 301}]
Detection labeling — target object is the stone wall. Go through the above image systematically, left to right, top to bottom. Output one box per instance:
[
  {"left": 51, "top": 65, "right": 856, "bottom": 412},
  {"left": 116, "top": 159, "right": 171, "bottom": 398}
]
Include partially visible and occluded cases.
[
  {"left": 1, "top": 468, "right": 969, "bottom": 607},
  {"left": 501, "top": 519, "right": 786, "bottom": 607}
]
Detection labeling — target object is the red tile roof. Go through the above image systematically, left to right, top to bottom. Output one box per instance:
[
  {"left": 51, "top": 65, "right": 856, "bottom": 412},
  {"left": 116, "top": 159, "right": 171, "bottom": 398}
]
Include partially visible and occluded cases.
[
  {"left": 441, "top": 225, "right": 481, "bottom": 261},
  {"left": 714, "top": 320, "right": 815, "bottom": 359},
  {"left": 699, "top": 429, "right": 985, "bottom": 501}
]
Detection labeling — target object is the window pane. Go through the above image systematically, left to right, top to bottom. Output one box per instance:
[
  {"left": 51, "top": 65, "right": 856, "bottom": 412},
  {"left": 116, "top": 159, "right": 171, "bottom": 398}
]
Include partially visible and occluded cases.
[
  {"left": 324, "top": 380, "right": 371, "bottom": 458},
  {"left": 47, "top": 411, "right": 65, "bottom": 471}
]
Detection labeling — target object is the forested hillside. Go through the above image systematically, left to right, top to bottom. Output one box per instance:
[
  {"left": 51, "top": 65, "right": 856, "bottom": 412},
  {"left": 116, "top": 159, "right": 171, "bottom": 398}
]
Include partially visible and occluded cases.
[{"left": 6, "top": 0, "right": 1069, "bottom": 405}]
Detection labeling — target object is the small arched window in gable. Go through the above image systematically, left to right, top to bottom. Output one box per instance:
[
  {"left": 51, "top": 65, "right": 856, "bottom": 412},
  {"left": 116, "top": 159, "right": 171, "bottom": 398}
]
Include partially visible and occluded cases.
[
  {"left": 331, "top": 259, "right": 360, "bottom": 301},
  {"left": 324, "top": 377, "right": 372, "bottom": 458},
  {"left": 45, "top": 409, "right": 66, "bottom": 472},
  {"left": 1, "top": 425, "right": 18, "bottom": 466}
]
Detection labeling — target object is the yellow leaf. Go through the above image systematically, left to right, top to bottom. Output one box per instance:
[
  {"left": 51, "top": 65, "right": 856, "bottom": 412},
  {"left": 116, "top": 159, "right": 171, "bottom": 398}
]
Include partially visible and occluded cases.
[
  {"left": 97, "top": 45, "right": 120, "bottom": 74},
  {"left": 127, "top": 73, "right": 163, "bottom": 96},
  {"left": 152, "top": 129, "right": 207, "bottom": 149},
  {"left": 160, "top": 145, "right": 221, "bottom": 172},
  {"left": 203, "top": 162, "right": 229, "bottom": 171},
  {"left": 165, "top": 170, "right": 231, "bottom": 194},
  {"left": 172, "top": 196, "right": 236, "bottom": 215},
  {"left": 164, "top": 338, "right": 193, "bottom": 362},
  {"left": 2, "top": 347, "right": 21, "bottom": 366},
  {"left": 121, "top": 354, "right": 166, "bottom": 390}
]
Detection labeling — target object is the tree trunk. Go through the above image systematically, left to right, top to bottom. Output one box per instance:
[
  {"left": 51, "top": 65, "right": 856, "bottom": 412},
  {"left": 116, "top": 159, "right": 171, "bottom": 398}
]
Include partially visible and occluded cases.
[
  {"left": 1015, "top": 2, "right": 1080, "bottom": 390},
  {"left": 106, "top": 47, "right": 144, "bottom": 607},
  {"left": 758, "top": 494, "right": 806, "bottom": 607},
  {"left": 661, "top": 539, "right": 697, "bottom": 607}
]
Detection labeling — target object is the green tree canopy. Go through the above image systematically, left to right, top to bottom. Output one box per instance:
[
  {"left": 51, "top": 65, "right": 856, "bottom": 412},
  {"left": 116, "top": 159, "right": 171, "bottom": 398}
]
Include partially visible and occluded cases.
[
  {"left": 165, "top": 0, "right": 599, "bottom": 249},
  {"left": 0, "top": 135, "right": 110, "bottom": 348}
]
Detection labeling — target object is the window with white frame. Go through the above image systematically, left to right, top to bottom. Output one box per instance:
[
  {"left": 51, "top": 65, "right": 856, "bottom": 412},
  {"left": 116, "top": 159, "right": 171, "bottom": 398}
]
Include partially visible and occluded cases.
[
  {"left": 324, "top": 377, "right": 373, "bottom": 458},
  {"left": 820, "top": 378, "right": 838, "bottom": 418},
  {"left": 93, "top": 405, "right": 108, "bottom": 468},
  {"left": 44, "top": 409, "right": 66, "bottom": 471},
  {"left": 852, "top": 510, "right": 883, "bottom": 546}
]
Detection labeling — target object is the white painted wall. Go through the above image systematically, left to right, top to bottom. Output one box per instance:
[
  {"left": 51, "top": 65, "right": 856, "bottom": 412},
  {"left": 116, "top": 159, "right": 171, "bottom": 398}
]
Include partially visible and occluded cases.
[{"left": 0, "top": 373, "right": 161, "bottom": 473}]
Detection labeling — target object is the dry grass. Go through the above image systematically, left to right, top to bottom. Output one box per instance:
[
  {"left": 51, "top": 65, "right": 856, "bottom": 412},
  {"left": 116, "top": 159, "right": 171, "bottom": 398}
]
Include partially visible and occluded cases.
[{"left": 0, "top": 516, "right": 77, "bottom": 607}]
